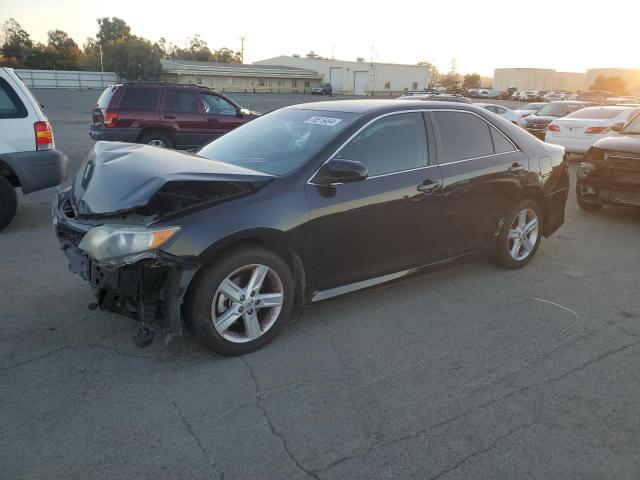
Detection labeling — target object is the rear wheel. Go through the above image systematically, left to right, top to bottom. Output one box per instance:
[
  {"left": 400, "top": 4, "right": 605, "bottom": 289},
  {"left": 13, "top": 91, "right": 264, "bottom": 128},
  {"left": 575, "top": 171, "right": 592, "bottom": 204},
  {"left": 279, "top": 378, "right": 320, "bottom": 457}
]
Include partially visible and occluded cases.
[
  {"left": 139, "top": 131, "right": 174, "bottom": 149},
  {"left": 0, "top": 176, "right": 17, "bottom": 232},
  {"left": 494, "top": 198, "right": 543, "bottom": 269},
  {"left": 184, "top": 246, "right": 295, "bottom": 356}
]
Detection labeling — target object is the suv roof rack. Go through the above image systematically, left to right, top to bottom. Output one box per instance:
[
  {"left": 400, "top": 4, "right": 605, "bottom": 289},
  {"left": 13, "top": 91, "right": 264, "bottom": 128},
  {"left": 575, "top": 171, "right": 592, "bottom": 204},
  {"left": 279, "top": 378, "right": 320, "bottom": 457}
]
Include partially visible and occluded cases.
[{"left": 120, "top": 81, "right": 214, "bottom": 90}]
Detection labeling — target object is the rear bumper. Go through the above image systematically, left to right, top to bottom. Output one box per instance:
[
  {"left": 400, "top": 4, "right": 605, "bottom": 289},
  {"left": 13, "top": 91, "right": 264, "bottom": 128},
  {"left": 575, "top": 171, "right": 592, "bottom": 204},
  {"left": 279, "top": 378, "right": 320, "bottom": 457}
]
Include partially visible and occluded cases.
[
  {"left": 90, "top": 125, "right": 141, "bottom": 143},
  {"left": 525, "top": 127, "right": 547, "bottom": 140},
  {"left": 545, "top": 134, "right": 593, "bottom": 154},
  {"left": 1, "top": 149, "right": 68, "bottom": 194},
  {"left": 577, "top": 180, "right": 640, "bottom": 207},
  {"left": 544, "top": 187, "right": 569, "bottom": 236}
]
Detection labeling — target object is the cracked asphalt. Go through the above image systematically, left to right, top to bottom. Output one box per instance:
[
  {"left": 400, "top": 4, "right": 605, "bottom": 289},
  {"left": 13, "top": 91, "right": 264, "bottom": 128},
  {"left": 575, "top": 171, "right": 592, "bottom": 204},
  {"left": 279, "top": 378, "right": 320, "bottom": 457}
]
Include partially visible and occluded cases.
[{"left": 1, "top": 90, "right": 640, "bottom": 479}]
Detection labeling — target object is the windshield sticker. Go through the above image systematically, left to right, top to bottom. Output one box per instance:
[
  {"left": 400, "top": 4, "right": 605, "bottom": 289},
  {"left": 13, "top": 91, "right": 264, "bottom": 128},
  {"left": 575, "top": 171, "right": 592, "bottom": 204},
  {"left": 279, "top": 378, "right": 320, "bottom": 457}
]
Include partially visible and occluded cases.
[{"left": 304, "top": 116, "right": 343, "bottom": 127}]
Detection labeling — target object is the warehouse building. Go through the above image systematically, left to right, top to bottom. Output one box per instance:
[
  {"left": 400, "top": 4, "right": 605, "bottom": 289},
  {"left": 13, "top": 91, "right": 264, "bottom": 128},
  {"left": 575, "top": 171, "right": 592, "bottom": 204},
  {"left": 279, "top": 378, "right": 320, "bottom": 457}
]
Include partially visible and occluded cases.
[
  {"left": 254, "top": 55, "right": 430, "bottom": 96},
  {"left": 160, "top": 59, "right": 322, "bottom": 93},
  {"left": 493, "top": 67, "right": 640, "bottom": 94}
]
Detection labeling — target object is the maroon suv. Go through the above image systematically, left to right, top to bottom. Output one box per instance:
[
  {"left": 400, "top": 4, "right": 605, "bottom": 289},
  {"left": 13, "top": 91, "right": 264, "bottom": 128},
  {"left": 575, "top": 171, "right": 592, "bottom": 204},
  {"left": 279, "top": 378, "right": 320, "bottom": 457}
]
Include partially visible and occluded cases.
[{"left": 90, "top": 83, "right": 259, "bottom": 149}]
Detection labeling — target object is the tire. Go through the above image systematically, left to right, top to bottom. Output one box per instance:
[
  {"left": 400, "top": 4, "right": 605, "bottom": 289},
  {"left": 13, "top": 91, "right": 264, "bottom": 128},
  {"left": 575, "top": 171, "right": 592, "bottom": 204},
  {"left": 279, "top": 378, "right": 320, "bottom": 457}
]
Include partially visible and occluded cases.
[
  {"left": 139, "top": 131, "right": 174, "bottom": 149},
  {"left": 0, "top": 176, "right": 17, "bottom": 232},
  {"left": 576, "top": 184, "right": 603, "bottom": 211},
  {"left": 494, "top": 198, "right": 543, "bottom": 269},
  {"left": 184, "top": 246, "right": 295, "bottom": 356}
]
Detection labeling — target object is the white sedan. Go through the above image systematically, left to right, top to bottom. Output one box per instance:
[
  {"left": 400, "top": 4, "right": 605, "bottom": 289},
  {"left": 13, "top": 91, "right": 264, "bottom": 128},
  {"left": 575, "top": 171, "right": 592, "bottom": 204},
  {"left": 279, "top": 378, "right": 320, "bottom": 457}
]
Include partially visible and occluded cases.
[
  {"left": 475, "top": 103, "right": 524, "bottom": 126},
  {"left": 545, "top": 105, "right": 640, "bottom": 154}
]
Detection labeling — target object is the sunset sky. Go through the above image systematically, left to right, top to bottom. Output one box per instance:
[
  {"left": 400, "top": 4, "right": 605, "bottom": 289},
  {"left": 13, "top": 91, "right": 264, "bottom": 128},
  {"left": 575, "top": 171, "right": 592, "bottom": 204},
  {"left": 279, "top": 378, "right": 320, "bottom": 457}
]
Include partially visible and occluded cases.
[{"left": 1, "top": 0, "right": 638, "bottom": 77}]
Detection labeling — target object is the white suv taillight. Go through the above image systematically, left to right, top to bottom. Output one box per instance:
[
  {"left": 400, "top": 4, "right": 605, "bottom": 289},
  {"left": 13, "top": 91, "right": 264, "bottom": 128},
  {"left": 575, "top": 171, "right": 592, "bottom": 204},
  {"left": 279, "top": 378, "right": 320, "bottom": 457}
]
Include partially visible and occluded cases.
[{"left": 34, "top": 121, "right": 53, "bottom": 150}]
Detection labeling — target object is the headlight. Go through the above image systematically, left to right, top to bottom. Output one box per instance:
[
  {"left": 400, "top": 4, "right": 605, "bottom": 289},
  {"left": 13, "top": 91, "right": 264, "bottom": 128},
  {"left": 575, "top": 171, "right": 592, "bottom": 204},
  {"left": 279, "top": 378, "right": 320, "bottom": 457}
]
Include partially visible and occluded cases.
[
  {"left": 578, "top": 162, "right": 595, "bottom": 180},
  {"left": 78, "top": 225, "right": 180, "bottom": 264}
]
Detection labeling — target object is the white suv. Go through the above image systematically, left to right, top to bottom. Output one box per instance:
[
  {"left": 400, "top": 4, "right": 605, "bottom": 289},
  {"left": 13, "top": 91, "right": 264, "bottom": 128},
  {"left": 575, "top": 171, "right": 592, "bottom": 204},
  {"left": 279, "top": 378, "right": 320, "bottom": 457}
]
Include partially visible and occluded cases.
[{"left": 0, "top": 68, "right": 68, "bottom": 231}]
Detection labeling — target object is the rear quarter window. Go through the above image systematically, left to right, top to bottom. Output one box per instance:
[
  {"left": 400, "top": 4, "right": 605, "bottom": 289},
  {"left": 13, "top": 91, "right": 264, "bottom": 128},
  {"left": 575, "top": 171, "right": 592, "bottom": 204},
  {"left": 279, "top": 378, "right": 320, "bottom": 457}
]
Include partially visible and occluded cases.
[
  {"left": 0, "top": 78, "right": 28, "bottom": 119},
  {"left": 96, "top": 85, "right": 119, "bottom": 108},
  {"left": 118, "top": 87, "right": 159, "bottom": 111}
]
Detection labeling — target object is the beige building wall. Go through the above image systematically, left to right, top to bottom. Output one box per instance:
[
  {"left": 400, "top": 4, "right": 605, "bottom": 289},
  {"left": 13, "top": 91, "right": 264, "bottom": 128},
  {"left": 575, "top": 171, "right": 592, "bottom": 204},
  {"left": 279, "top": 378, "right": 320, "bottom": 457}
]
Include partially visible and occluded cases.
[
  {"left": 254, "top": 56, "right": 429, "bottom": 94},
  {"left": 493, "top": 68, "right": 563, "bottom": 91}
]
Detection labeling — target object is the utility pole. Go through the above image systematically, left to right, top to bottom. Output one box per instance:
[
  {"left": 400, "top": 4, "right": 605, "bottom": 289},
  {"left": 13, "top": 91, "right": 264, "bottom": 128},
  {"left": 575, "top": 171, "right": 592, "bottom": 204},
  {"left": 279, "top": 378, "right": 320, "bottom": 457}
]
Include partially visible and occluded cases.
[
  {"left": 239, "top": 36, "right": 247, "bottom": 64},
  {"left": 99, "top": 44, "right": 104, "bottom": 73}
]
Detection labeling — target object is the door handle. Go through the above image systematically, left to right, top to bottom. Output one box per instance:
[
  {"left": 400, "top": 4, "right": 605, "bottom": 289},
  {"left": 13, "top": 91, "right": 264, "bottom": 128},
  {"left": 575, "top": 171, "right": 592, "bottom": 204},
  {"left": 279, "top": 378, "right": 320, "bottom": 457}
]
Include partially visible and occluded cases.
[
  {"left": 163, "top": 115, "right": 176, "bottom": 120},
  {"left": 508, "top": 162, "right": 525, "bottom": 173},
  {"left": 417, "top": 180, "right": 441, "bottom": 195}
]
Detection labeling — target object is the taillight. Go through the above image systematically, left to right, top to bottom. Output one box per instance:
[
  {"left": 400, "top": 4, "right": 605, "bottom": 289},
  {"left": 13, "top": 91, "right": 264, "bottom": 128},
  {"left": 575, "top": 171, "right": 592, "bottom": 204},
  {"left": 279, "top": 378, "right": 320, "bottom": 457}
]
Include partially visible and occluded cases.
[
  {"left": 104, "top": 111, "right": 118, "bottom": 128},
  {"left": 34, "top": 121, "right": 53, "bottom": 150},
  {"left": 547, "top": 124, "right": 560, "bottom": 132},
  {"left": 584, "top": 126, "right": 609, "bottom": 134}
]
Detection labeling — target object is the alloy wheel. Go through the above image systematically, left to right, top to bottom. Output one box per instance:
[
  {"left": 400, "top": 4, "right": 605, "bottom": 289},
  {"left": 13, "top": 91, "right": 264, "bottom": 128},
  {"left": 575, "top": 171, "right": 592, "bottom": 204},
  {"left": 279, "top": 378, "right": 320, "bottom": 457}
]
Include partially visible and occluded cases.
[
  {"left": 148, "top": 139, "right": 166, "bottom": 148},
  {"left": 507, "top": 208, "right": 539, "bottom": 261},
  {"left": 211, "top": 264, "right": 284, "bottom": 343}
]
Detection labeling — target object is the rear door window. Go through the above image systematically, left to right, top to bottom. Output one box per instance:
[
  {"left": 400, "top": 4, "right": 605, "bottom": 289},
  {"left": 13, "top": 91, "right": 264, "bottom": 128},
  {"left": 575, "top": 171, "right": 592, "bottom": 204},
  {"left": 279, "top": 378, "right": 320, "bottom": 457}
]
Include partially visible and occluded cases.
[
  {"left": 0, "top": 78, "right": 28, "bottom": 119},
  {"left": 118, "top": 87, "right": 159, "bottom": 110},
  {"left": 163, "top": 90, "right": 199, "bottom": 113},
  {"left": 433, "top": 111, "right": 494, "bottom": 162},
  {"left": 490, "top": 127, "right": 516, "bottom": 154}
]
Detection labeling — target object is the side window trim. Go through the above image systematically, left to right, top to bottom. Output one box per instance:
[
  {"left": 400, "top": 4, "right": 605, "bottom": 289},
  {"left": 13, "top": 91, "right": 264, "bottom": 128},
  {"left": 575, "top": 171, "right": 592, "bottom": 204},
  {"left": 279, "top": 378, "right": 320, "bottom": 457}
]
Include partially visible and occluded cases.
[
  {"left": 162, "top": 89, "right": 200, "bottom": 114},
  {"left": 429, "top": 109, "right": 519, "bottom": 166}
]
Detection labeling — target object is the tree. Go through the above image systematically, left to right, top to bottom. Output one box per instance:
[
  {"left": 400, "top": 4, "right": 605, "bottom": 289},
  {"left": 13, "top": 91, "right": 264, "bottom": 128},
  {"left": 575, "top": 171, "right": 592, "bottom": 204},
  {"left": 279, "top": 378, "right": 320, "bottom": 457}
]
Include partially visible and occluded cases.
[
  {"left": 96, "top": 17, "right": 131, "bottom": 45},
  {"left": 1, "top": 18, "right": 33, "bottom": 67},
  {"left": 46, "top": 29, "right": 81, "bottom": 70},
  {"left": 105, "top": 37, "right": 162, "bottom": 80},
  {"left": 211, "top": 47, "right": 241, "bottom": 63},
  {"left": 418, "top": 61, "right": 439, "bottom": 87},
  {"left": 463, "top": 73, "right": 481, "bottom": 90},
  {"left": 590, "top": 75, "right": 627, "bottom": 95}
]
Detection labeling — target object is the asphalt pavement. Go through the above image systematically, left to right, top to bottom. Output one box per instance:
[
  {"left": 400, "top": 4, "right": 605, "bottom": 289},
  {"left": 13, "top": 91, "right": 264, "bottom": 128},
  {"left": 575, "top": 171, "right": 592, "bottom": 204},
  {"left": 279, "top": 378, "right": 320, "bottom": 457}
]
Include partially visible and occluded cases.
[{"left": 1, "top": 90, "right": 639, "bottom": 480}]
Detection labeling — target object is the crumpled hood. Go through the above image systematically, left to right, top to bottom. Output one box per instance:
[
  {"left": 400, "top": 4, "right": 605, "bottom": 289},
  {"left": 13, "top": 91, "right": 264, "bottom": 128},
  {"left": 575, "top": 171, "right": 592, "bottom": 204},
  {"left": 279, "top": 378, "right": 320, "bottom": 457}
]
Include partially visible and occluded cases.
[{"left": 72, "top": 142, "right": 274, "bottom": 216}]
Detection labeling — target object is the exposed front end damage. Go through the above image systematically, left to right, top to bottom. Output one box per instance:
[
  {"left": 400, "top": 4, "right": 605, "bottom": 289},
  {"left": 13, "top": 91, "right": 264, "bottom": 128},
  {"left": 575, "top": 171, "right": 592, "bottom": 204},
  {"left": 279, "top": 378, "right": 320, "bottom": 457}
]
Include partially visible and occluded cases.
[{"left": 53, "top": 142, "right": 273, "bottom": 346}]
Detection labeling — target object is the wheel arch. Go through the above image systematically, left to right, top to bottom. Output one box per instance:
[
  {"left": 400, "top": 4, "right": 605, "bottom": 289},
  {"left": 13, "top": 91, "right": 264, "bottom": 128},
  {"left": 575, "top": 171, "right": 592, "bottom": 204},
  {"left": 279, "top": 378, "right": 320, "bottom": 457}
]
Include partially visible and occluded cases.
[
  {"left": 137, "top": 127, "right": 175, "bottom": 143},
  {"left": 0, "top": 157, "right": 21, "bottom": 188},
  {"left": 511, "top": 187, "right": 549, "bottom": 236},
  {"left": 185, "top": 228, "right": 308, "bottom": 310}
]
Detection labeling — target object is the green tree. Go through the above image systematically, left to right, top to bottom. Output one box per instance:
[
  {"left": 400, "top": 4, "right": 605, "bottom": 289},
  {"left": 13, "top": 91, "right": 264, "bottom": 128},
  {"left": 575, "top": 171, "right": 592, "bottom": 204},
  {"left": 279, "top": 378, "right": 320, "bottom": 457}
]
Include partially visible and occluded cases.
[
  {"left": 96, "top": 17, "right": 131, "bottom": 45},
  {"left": 1, "top": 18, "right": 33, "bottom": 67},
  {"left": 46, "top": 29, "right": 81, "bottom": 70},
  {"left": 105, "top": 37, "right": 162, "bottom": 80},
  {"left": 211, "top": 47, "right": 241, "bottom": 63},
  {"left": 463, "top": 73, "right": 481, "bottom": 90},
  {"left": 590, "top": 75, "right": 627, "bottom": 95}
]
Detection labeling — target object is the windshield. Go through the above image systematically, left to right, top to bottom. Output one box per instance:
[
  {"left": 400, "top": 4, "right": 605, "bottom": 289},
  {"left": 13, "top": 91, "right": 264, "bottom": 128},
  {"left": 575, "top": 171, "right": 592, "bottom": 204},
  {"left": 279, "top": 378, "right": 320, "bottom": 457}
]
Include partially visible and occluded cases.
[
  {"left": 521, "top": 103, "right": 543, "bottom": 111},
  {"left": 535, "top": 103, "right": 580, "bottom": 117},
  {"left": 198, "top": 108, "right": 360, "bottom": 175},
  {"left": 622, "top": 112, "right": 640, "bottom": 134}
]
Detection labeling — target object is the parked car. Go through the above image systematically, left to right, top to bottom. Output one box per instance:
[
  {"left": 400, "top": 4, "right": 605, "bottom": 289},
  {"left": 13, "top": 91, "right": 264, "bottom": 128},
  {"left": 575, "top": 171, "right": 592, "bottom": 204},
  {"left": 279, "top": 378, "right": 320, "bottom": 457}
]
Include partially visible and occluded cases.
[
  {"left": 0, "top": 67, "right": 68, "bottom": 231},
  {"left": 90, "top": 82, "right": 259, "bottom": 150},
  {"left": 311, "top": 83, "right": 333, "bottom": 95},
  {"left": 467, "top": 88, "right": 480, "bottom": 98},
  {"left": 486, "top": 89, "right": 502, "bottom": 99},
  {"left": 577, "top": 90, "right": 614, "bottom": 104},
  {"left": 511, "top": 91, "right": 522, "bottom": 100},
  {"left": 520, "top": 91, "right": 539, "bottom": 101},
  {"left": 544, "top": 93, "right": 566, "bottom": 102},
  {"left": 397, "top": 94, "right": 472, "bottom": 103},
  {"left": 604, "top": 96, "right": 640, "bottom": 105},
  {"left": 53, "top": 99, "right": 568, "bottom": 355},
  {"left": 522, "top": 101, "right": 596, "bottom": 139},
  {"left": 513, "top": 102, "right": 545, "bottom": 118},
  {"left": 475, "top": 103, "right": 524, "bottom": 126},
  {"left": 545, "top": 105, "right": 640, "bottom": 155},
  {"left": 576, "top": 111, "right": 640, "bottom": 210}
]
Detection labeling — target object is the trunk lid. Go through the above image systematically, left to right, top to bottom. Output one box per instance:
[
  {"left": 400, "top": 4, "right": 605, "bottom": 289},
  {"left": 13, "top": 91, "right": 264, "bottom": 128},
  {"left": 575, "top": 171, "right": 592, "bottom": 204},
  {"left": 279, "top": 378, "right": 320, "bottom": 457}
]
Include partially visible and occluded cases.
[{"left": 71, "top": 142, "right": 274, "bottom": 217}]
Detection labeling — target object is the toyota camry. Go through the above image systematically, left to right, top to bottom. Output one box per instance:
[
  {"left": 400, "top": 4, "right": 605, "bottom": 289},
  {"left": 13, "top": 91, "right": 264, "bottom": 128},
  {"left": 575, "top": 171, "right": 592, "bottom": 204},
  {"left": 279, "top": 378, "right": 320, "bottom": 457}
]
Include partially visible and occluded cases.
[{"left": 53, "top": 100, "right": 568, "bottom": 355}]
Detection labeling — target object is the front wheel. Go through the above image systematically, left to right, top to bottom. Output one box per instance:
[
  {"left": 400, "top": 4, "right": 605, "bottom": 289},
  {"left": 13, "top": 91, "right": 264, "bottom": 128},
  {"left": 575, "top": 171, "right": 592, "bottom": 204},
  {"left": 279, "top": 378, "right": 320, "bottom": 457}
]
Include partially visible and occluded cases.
[
  {"left": 139, "top": 131, "right": 174, "bottom": 149},
  {"left": 0, "top": 176, "right": 17, "bottom": 232},
  {"left": 494, "top": 199, "right": 543, "bottom": 269},
  {"left": 184, "top": 246, "right": 295, "bottom": 356}
]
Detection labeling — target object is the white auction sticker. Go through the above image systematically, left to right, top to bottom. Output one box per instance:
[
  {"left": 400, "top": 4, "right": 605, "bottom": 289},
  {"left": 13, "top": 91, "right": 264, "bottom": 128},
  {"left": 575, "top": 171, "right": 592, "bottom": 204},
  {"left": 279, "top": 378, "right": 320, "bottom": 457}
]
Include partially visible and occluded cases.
[{"left": 304, "top": 116, "right": 343, "bottom": 127}]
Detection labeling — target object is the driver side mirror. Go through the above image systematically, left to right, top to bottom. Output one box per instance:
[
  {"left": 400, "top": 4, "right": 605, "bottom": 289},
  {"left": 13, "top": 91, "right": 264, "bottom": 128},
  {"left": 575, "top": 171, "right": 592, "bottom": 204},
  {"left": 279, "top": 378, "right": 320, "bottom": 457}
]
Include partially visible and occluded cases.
[
  {"left": 238, "top": 107, "right": 251, "bottom": 117},
  {"left": 313, "top": 158, "right": 368, "bottom": 185}
]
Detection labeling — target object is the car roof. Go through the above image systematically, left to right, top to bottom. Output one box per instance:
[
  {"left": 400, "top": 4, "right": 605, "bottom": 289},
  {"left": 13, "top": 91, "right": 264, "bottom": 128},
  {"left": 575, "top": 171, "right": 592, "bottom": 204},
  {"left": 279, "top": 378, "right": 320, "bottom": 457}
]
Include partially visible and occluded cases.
[{"left": 287, "top": 99, "right": 485, "bottom": 114}]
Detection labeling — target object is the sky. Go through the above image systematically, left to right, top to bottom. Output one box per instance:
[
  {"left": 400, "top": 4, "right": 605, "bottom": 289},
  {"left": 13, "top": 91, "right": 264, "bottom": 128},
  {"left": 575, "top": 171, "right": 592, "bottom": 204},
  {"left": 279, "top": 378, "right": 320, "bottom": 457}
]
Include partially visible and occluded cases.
[{"left": 1, "top": 0, "right": 639, "bottom": 77}]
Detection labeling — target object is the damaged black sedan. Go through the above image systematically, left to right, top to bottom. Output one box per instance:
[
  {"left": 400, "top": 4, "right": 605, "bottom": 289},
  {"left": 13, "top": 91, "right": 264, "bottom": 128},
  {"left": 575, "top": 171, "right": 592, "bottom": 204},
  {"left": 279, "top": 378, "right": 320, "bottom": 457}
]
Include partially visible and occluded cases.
[{"left": 54, "top": 100, "right": 569, "bottom": 355}]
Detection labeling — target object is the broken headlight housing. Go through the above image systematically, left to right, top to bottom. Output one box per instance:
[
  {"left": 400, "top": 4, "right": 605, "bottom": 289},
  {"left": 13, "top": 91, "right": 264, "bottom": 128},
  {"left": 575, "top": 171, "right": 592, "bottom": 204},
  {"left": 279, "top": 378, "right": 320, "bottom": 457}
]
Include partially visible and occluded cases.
[{"left": 78, "top": 225, "right": 180, "bottom": 265}]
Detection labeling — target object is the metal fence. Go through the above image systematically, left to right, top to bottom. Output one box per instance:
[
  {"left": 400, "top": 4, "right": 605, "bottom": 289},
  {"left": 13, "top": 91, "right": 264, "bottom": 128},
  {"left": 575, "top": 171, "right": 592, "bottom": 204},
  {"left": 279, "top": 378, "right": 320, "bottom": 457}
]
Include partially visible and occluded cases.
[{"left": 13, "top": 69, "right": 118, "bottom": 89}]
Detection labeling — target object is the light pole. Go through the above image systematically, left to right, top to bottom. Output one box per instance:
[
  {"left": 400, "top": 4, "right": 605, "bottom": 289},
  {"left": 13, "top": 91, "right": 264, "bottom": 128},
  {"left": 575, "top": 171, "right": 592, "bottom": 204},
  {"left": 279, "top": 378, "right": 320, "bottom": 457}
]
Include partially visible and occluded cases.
[{"left": 99, "top": 44, "right": 104, "bottom": 73}]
